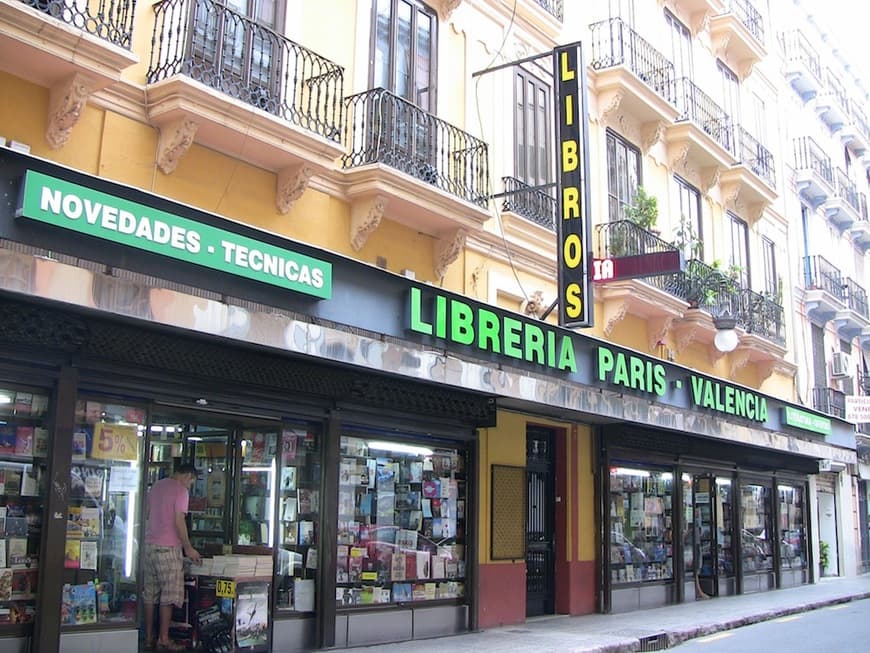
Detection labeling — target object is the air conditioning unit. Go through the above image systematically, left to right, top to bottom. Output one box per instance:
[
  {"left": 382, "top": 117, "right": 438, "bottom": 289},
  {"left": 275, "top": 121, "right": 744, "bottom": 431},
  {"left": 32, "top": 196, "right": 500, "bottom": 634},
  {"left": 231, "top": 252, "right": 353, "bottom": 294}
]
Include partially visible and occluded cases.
[{"left": 830, "top": 351, "right": 852, "bottom": 378}]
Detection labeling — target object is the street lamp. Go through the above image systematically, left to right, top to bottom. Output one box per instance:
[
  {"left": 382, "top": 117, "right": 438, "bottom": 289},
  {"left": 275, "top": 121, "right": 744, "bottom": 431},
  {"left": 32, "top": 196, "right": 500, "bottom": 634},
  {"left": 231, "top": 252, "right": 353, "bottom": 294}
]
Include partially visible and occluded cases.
[{"left": 713, "top": 313, "right": 739, "bottom": 352}]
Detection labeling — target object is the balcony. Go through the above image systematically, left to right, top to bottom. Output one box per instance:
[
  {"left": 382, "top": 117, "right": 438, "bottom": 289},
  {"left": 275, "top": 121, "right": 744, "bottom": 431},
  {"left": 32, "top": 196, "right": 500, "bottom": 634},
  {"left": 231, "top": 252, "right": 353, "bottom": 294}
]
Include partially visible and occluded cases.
[
  {"left": 0, "top": 0, "right": 138, "bottom": 148},
  {"left": 146, "top": 0, "right": 345, "bottom": 211},
  {"left": 532, "top": 0, "right": 562, "bottom": 20},
  {"left": 659, "top": 0, "right": 726, "bottom": 35},
  {"left": 709, "top": 0, "right": 766, "bottom": 79},
  {"left": 588, "top": 18, "right": 679, "bottom": 146},
  {"left": 780, "top": 29, "right": 823, "bottom": 101},
  {"left": 816, "top": 70, "right": 851, "bottom": 131},
  {"left": 667, "top": 78, "right": 737, "bottom": 184},
  {"left": 342, "top": 88, "right": 490, "bottom": 256},
  {"left": 841, "top": 101, "right": 870, "bottom": 156},
  {"left": 719, "top": 125, "right": 776, "bottom": 223},
  {"left": 793, "top": 136, "right": 834, "bottom": 208},
  {"left": 822, "top": 168, "right": 860, "bottom": 229},
  {"left": 498, "top": 177, "right": 557, "bottom": 256},
  {"left": 847, "top": 194, "right": 870, "bottom": 252},
  {"left": 803, "top": 255, "right": 846, "bottom": 324},
  {"left": 834, "top": 277, "right": 870, "bottom": 339},
  {"left": 813, "top": 387, "right": 846, "bottom": 419}
]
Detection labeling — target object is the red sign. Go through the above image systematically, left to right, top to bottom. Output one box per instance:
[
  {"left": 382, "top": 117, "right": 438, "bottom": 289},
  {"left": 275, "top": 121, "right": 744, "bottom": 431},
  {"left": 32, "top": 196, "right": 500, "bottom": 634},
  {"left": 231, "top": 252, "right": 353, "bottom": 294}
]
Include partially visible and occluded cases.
[{"left": 591, "top": 251, "right": 684, "bottom": 282}]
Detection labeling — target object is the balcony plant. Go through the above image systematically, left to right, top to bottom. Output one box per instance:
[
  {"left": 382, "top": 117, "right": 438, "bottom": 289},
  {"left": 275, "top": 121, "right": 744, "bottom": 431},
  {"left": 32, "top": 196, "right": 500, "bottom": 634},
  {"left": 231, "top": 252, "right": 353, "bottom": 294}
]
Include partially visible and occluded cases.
[
  {"left": 623, "top": 186, "right": 659, "bottom": 232},
  {"left": 609, "top": 187, "right": 659, "bottom": 257},
  {"left": 673, "top": 213, "right": 702, "bottom": 259}
]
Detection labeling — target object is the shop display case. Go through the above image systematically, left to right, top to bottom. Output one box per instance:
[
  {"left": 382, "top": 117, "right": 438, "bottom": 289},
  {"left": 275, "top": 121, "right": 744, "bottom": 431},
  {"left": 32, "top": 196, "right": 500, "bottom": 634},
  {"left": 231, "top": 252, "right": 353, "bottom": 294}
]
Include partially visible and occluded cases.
[
  {"left": 0, "top": 386, "right": 49, "bottom": 630},
  {"left": 62, "top": 398, "right": 145, "bottom": 628},
  {"left": 275, "top": 427, "right": 321, "bottom": 613},
  {"left": 238, "top": 430, "right": 279, "bottom": 548},
  {"left": 191, "top": 433, "right": 232, "bottom": 553},
  {"left": 334, "top": 435, "right": 467, "bottom": 607},
  {"left": 609, "top": 466, "right": 674, "bottom": 585},
  {"left": 741, "top": 483, "right": 773, "bottom": 573},
  {"left": 778, "top": 484, "right": 806, "bottom": 571}
]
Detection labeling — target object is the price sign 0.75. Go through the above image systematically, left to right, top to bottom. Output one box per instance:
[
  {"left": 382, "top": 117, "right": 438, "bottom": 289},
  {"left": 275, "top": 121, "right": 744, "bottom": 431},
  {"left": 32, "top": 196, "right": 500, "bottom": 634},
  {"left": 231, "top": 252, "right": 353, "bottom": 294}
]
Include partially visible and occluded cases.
[
  {"left": 90, "top": 423, "right": 138, "bottom": 462},
  {"left": 216, "top": 579, "right": 236, "bottom": 598}
]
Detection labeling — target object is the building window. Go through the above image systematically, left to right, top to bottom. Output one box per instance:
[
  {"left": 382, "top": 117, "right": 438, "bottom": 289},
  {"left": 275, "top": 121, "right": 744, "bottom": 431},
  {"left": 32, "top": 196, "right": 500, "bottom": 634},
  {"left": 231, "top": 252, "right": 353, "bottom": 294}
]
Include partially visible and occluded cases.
[
  {"left": 371, "top": 0, "right": 436, "bottom": 112},
  {"left": 664, "top": 9, "right": 692, "bottom": 81},
  {"left": 514, "top": 69, "right": 551, "bottom": 189},
  {"left": 607, "top": 130, "right": 641, "bottom": 222},
  {"left": 674, "top": 176, "right": 702, "bottom": 259},
  {"left": 727, "top": 212, "right": 749, "bottom": 287},
  {"left": 761, "top": 236, "right": 777, "bottom": 297}
]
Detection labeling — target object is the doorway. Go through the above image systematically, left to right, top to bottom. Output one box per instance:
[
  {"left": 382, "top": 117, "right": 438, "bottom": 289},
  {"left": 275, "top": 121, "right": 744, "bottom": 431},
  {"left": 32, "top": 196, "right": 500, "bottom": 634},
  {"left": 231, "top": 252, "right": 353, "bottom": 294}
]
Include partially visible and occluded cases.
[
  {"left": 526, "top": 427, "right": 555, "bottom": 617},
  {"left": 690, "top": 474, "right": 735, "bottom": 598},
  {"left": 817, "top": 490, "right": 839, "bottom": 576}
]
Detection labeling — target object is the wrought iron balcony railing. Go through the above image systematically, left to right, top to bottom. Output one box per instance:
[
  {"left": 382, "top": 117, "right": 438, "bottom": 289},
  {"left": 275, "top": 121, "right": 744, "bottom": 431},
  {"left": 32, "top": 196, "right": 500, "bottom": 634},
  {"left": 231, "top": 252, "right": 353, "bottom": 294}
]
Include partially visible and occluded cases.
[
  {"left": 22, "top": 0, "right": 136, "bottom": 49},
  {"left": 148, "top": 0, "right": 344, "bottom": 141},
  {"left": 533, "top": 0, "right": 563, "bottom": 20},
  {"left": 725, "top": 0, "right": 765, "bottom": 44},
  {"left": 588, "top": 18, "right": 677, "bottom": 106},
  {"left": 780, "top": 29, "right": 822, "bottom": 80},
  {"left": 821, "top": 69, "right": 850, "bottom": 116},
  {"left": 674, "top": 77, "right": 735, "bottom": 155},
  {"left": 343, "top": 88, "right": 489, "bottom": 207},
  {"left": 851, "top": 101, "right": 870, "bottom": 145},
  {"left": 737, "top": 125, "right": 775, "bottom": 188},
  {"left": 793, "top": 136, "right": 833, "bottom": 184},
  {"left": 833, "top": 168, "right": 860, "bottom": 213},
  {"left": 500, "top": 177, "right": 556, "bottom": 230},
  {"left": 860, "top": 193, "right": 869, "bottom": 222},
  {"left": 594, "top": 220, "right": 678, "bottom": 260},
  {"left": 804, "top": 255, "right": 845, "bottom": 300},
  {"left": 844, "top": 277, "right": 869, "bottom": 319},
  {"left": 735, "top": 287, "right": 785, "bottom": 344},
  {"left": 813, "top": 386, "right": 846, "bottom": 418}
]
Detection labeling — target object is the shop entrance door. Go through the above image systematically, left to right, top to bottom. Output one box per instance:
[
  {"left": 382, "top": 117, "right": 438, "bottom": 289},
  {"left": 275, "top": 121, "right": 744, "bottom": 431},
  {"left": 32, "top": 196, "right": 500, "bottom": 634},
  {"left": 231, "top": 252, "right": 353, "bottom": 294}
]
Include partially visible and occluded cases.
[
  {"left": 526, "top": 428, "right": 555, "bottom": 616},
  {"left": 691, "top": 474, "right": 735, "bottom": 598}
]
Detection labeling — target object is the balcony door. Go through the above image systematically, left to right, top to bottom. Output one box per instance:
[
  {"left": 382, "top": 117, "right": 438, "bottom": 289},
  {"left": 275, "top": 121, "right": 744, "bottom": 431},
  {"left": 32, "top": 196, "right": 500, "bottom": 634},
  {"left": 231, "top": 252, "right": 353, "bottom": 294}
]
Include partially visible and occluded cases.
[{"left": 191, "top": 0, "right": 283, "bottom": 110}]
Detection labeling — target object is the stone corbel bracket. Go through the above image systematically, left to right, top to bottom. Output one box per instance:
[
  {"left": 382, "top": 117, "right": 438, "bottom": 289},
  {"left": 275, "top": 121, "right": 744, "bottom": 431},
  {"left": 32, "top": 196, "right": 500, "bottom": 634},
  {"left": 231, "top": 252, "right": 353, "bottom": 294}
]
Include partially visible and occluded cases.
[
  {"left": 46, "top": 74, "right": 91, "bottom": 150},
  {"left": 597, "top": 89, "right": 625, "bottom": 127},
  {"left": 156, "top": 117, "right": 199, "bottom": 175},
  {"left": 642, "top": 121, "right": 667, "bottom": 154},
  {"left": 276, "top": 163, "right": 314, "bottom": 215},
  {"left": 701, "top": 166, "right": 723, "bottom": 194},
  {"left": 350, "top": 195, "right": 388, "bottom": 251},
  {"left": 434, "top": 228, "right": 467, "bottom": 280},
  {"left": 602, "top": 300, "right": 628, "bottom": 338},
  {"left": 647, "top": 315, "right": 675, "bottom": 352},
  {"left": 727, "top": 346, "right": 752, "bottom": 376}
]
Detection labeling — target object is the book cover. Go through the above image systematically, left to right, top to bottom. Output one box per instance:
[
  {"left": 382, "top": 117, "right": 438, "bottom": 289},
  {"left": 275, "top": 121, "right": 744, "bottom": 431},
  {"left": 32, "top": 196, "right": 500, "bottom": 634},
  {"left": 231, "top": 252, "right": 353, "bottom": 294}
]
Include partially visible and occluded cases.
[
  {"left": 12, "top": 393, "right": 33, "bottom": 415},
  {"left": 0, "top": 426, "right": 16, "bottom": 454},
  {"left": 14, "top": 427, "right": 33, "bottom": 456},
  {"left": 33, "top": 428, "right": 49, "bottom": 458},
  {"left": 71, "top": 429, "right": 88, "bottom": 460},
  {"left": 281, "top": 430, "right": 298, "bottom": 464},
  {"left": 280, "top": 466, "right": 297, "bottom": 492},
  {"left": 20, "top": 469, "right": 39, "bottom": 497},
  {"left": 422, "top": 479, "right": 440, "bottom": 498},
  {"left": 297, "top": 488, "right": 319, "bottom": 515},
  {"left": 281, "top": 497, "right": 298, "bottom": 522},
  {"left": 0, "top": 505, "right": 6, "bottom": 536},
  {"left": 67, "top": 506, "right": 83, "bottom": 538},
  {"left": 80, "top": 507, "right": 101, "bottom": 538},
  {"left": 5, "top": 516, "right": 27, "bottom": 537},
  {"left": 298, "top": 520, "right": 315, "bottom": 546},
  {"left": 283, "top": 521, "right": 298, "bottom": 545},
  {"left": 0, "top": 538, "right": 5, "bottom": 567},
  {"left": 7, "top": 538, "right": 28, "bottom": 568},
  {"left": 64, "top": 540, "right": 81, "bottom": 569},
  {"left": 80, "top": 541, "right": 98, "bottom": 571},
  {"left": 336, "top": 546, "right": 349, "bottom": 583},
  {"left": 305, "top": 547, "right": 317, "bottom": 570},
  {"left": 415, "top": 550, "right": 430, "bottom": 579},
  {"left": 390, "top": 552, "right": 406, "bottom": 581},
  {"left": 347, "top": 553, "right": 363, "bottom": 582},
  {"left": 11, "top": 568, "right": 37, "bottom": 599},
  {"left": 0, "top": 569, "right": 11, "bottom": 601},
  {"left": 294, "top": 578, "right": 314, "bottom": 612},
  {"left": 234, "top": 582, "right": 269, "bottom": 649},
  {"left": 69, "top": 583, "right": 97, "bottom": 625},
  {"left": 391, "top": 583, "right": 412, "bottom": 602},
  {"left": 412, "top": 583, "right": 426, "bottom": 601}
]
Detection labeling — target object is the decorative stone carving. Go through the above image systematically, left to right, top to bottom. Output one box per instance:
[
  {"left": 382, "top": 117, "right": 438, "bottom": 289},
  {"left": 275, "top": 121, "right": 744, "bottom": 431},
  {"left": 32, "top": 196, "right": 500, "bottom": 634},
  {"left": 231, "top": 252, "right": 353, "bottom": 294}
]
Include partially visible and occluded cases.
[
  {"left": 438, "top": 0, "right": 463, "bottom": 21},
  {"left": 691, "top": 11, "right": 712, "bottom": 36},
  {"left": 712, "top": 32, "right": 732, "bottom": 60},
  {"left": 45, "top": 74, "right": 90, "bottom": 150},
  {"left": 599, "top": 90, "right": 624, "bottom": 126},
  {"left": 156, "top": 118, "right": 199, "bottom": 175},
  {"left": 641, "top": 121, "right": 667, "bottom": 153},
  {"left": 669, "top": 142, "right": 691, "bottom": 171},
  {"left": 276, "top": 164, "right": 314, "bottom": 214},
  {"left": 701, "top": 166, "right": 722, "bottom": 193},
  {"left": 721, "top": 181, "right": 741, "bottom": 209},
  {"left": 350, "top": 195, "right": 387, "bottom": 251},
  {"left": 744, "top": 201, "right": 766, "bottom": 224},
  {"left": 433, "top": 228, "right": 467, "bottom": 279},
  {"left": 520, "top": 290, "right": 547, "bottom": 319},
  {"left": 602, "top": 300, "right": 628, "bottom": 337},
  {"left": 648, "top": 315, "right": 675, "bottom": 351},
  {"left": 728, "top": 347, "right": 752, "bottom": 376}
]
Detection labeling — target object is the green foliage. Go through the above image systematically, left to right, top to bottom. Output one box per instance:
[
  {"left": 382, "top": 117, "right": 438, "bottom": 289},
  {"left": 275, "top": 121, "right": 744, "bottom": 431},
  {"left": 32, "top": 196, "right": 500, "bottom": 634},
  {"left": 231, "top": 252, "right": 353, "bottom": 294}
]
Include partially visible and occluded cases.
[
  {"left": 623, "top": 186, "right": 658, "bottom": 230},
  {"left": 674, "top": 213, "right": 702, "bottom": 259},
  {"left": 819, "top": 540, "right": 830, "bottom": 571}
]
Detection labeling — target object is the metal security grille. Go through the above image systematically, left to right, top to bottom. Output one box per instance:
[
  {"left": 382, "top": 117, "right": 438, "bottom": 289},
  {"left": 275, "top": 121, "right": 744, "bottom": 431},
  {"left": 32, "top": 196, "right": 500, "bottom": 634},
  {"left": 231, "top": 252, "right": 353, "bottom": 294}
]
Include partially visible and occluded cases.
[
  {"left": 526, "top": 427, "right": 555, "bottom": 616},
  {"left": 638, "top": 633, "right": 669, "bottom": 651}
]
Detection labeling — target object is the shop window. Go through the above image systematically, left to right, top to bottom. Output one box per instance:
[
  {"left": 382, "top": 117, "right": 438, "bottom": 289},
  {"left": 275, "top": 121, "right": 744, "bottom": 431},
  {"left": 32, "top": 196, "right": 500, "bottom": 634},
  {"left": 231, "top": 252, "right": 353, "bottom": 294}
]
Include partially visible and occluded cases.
[
  {"left": 0, "top": 385, "right": 50, "bottom": 631},
  {"left": 64, "top": 398, "right": 146, "bottom": 627},
  {"left": 275, "top": 426, "right": 321, "bottom": 613},
  {"left": 336, "top": 434, "right": 467, "bottom": 606},
  {"left": 609, "top": 465, "right": 674, "bottom": 584},
  {"left": 740, "top": 483, "right": 773, "bottom": 573},
  {"left": 778, "top": 484, "right": 806, "bottom": 569}
]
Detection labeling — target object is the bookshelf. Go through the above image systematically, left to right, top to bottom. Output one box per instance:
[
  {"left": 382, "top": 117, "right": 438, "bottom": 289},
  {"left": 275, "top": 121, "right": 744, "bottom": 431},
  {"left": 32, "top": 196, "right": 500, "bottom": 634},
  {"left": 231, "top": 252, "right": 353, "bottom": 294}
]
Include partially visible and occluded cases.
[
  {"left": 0, "top": 387, "right": 49, "bottom": 629},
  {"left": 190, "top": 436, "right": 231, "bottom": 552},
  {"left": 334, "top": 436, "right": 467, "bottom": 606}
]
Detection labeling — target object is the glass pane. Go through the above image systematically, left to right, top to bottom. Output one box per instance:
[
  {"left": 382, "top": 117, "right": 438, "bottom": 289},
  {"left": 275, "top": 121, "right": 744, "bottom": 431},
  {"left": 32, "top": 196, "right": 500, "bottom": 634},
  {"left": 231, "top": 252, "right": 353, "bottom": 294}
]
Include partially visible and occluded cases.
[
  {"left": 373, "top": 0, "right": 392, "bottom": 89},
  {"left": 395, "top": 1, "right": 412, "bottom": 100},
  {"left": 414, "top": 10, "right": 431, "bottom": 110},
  {"left": 516, "top": 74, "right": 526, "bottom": 179},
  {"left": 0, "top": 386, "right": 51, "bottom": 629},
  {"left": 64, "top": 399, "right": 145, "bottom": 626},
  {"left": 275, "top": 426, "right": 321, "bottom": 612},
  {"left": 238, "top": 430, "right": 280, "bottom": 546},
  {"left": 336, "top": 435, "right": 467, "bottom": 606},
  {"left": 608, "top": 465, "right": 674, "bottom": 584},
  {"left": 681, "top": 474, "right": 693, "bottom": 574},
  {"left": 715, "top": 478, "right": 733, "bottom": 578},
  {"left": 741, "top": 483, "right": 773, "bottom": 573},
  {"left": 778, "top": 485, "right": 806, "bottom": 569}
]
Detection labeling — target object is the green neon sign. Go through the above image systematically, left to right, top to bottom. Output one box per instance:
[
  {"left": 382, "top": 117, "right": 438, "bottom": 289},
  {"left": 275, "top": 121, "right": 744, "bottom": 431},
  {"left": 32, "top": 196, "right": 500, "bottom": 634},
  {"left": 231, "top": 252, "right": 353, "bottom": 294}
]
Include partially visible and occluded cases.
[
  {"left": 17, "top": 170, "right": 332, "bottom": 299},
  {"left": 688, "top": 375, "right": 767, "bottom": 422},
  {"left": 782, "top": 406, "right": 831, "bottom": 436}
]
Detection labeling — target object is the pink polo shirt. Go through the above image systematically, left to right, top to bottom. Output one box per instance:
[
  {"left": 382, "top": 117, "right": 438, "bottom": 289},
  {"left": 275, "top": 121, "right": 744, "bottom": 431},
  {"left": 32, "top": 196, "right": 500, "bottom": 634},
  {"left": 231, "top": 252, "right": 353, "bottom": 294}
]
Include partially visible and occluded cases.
[{"left": 145, "top": 476, "right": 190, "bottom": 547}]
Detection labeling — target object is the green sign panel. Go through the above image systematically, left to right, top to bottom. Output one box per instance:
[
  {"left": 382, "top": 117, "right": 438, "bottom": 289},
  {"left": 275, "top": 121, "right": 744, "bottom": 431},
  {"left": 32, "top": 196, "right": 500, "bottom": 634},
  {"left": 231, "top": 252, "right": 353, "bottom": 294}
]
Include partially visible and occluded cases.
[
  {"left": 17, "top": 170, "right": 332, "bottom": 299},
  {"left": 782, "top": 406, "right": 831, "bottom": 436}
]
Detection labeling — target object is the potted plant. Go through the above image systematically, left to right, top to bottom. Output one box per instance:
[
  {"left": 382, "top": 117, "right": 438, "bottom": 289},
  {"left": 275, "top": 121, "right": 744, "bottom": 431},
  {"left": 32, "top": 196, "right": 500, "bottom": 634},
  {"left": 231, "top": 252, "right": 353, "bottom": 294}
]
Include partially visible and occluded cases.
[
  {"left": 623, "top": 186, "right": 658, "bottom": 232},
  {"left": 610, "top": 187, "right": 659, "bottom": 257},
  {"left": 673, "top": 213, "right": 702, "bottom": 260},
  {"left": 819, "top": 540, "right": 830, "bottom": 577}
]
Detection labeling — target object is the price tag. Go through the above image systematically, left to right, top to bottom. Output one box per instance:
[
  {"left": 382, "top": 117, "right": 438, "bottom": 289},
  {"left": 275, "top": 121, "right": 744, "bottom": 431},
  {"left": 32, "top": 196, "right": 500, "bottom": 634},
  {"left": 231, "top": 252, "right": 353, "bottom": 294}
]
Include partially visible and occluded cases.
[
  {"left": 90, "top": 423, "right": 138, "bottom": 462},
  {"left": 216, "top": 579, "right": 236, "bottom": 598}
]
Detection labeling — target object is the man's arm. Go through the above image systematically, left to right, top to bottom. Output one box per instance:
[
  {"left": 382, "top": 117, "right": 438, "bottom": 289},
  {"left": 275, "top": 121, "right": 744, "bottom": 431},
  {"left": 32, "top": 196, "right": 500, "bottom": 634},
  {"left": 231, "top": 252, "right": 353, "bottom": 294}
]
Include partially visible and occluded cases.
[{"left": 174, "top": 511, "right": 202, "bottom": 563}]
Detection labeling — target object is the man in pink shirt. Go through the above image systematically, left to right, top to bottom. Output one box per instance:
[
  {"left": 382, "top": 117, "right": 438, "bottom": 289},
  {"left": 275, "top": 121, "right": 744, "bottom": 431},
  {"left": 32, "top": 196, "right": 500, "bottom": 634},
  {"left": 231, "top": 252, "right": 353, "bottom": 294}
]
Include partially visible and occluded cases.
[{"left": 143, "top": 463, "right": 202, "bottom": 651}]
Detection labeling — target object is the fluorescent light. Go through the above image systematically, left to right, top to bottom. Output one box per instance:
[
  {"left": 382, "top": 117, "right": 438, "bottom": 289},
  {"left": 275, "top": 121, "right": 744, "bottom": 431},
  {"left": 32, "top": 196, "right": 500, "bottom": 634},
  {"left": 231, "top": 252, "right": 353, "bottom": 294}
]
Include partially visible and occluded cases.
[
  {"left": 0, "top": 394, "right": 12, "bottom": 405},
  {"left": 187, "top": 436, "right": 203, "bottom": 442},
  {"left": 367, "top": 441, "right": 433, "bottom": 457},
  {"left": 242, "top": 466, "right": 273, "bottom": 473},
  {"left": 612, "top": 467, "right": 650, "bottom": 477},
  {"left": 715, "top": 478, "right": 732, "bottom": 486}
]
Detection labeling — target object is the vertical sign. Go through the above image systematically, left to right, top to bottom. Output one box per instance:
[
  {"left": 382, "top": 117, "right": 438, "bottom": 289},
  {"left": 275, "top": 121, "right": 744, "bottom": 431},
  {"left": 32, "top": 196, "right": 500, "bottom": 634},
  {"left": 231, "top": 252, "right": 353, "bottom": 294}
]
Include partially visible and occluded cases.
[{"left": 553, "top": 44, "right": 592, "bottom": 327}]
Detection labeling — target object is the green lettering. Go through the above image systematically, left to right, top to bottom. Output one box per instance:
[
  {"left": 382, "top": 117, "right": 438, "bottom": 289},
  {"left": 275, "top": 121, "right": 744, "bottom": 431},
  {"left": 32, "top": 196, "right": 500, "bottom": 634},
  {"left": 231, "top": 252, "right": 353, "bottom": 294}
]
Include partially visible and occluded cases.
[
  {"left": 409, "top": 287, "right": 432, "bottom": 335},
  {"left": 435, "top": 294, "right": 447, "bottom": 339},
  {"left": 450, "top": 300, "right": 474, "bottom": 345},
  {"left": 478, "top": 309, "right": 501, "bottom": 354},
  {"left": 503, "top": 317, "right": 522, "bottom": 358},
  {"left": 525, "top": 323, "right": 545, "bottom": 364},
  {"left": 558, "top": 336, "right": 577, "bottom": 372},
  {"left": 597, "top": 347, "right": 615, "bottom": 381},
  {"left": 613, "top": 353, "right": 630, "bottom": 386},
  {"left": 630, "top": 356, "right": 644, "bottom": 390},
  {"left": 652, "top": 365, "right": 667, "bottom": 396},
  {"left": 690, "top": 375, "right": 704, "bottom": 405},
  {"left": 725, "top": 385, "right": 735, "bottom": 415},
  {"left": 735, "top": 388, "right": 745, "bottom": 416},
  {"left": 758, "top": 398, "right": 767, "bottom": 421}
]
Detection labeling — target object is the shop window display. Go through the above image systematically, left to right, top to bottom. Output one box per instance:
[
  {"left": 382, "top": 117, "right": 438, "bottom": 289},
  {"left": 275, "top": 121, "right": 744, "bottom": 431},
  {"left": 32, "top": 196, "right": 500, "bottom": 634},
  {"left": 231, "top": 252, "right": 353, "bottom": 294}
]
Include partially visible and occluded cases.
[
  {"left": 0, "top": 386, "right": 49, "bottom": 629},
  {"left": 63, "top": 398, "right": 145, "bottom": 627},
  {"left": 335, "top": 435, "right": 467, "bottom": 606},
  {"left": 609, "top": 466, "right": 673, "bottom": 583},
  {"left": 740, "top": 483, "right": 773, "bottom": 573},
  {"left": 778, "top": 484, "right": 806, "bottom": 569}
]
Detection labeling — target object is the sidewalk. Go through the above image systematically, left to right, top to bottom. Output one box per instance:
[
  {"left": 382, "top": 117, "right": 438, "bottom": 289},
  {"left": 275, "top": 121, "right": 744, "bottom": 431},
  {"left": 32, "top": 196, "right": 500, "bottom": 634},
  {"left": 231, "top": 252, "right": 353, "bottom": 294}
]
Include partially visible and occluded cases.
[{"left": 339, "top": 574, "right": 870, "bottom": 653}]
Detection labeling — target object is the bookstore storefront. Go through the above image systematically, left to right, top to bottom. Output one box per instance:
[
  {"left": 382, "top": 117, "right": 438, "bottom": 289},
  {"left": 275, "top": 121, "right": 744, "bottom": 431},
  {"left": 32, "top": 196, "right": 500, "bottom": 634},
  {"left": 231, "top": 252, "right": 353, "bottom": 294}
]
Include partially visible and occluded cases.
[
  {"left": 0, "top": 150, "right": 490, "bottom": 653},
  {"left": 601, "top": 426, "right": 818, "bottom": 614}
]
